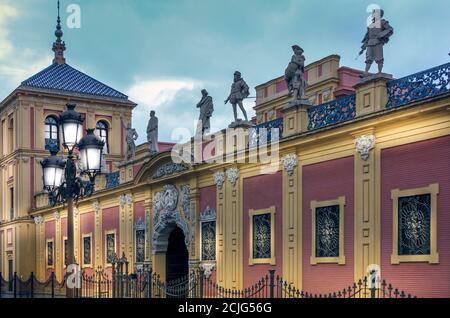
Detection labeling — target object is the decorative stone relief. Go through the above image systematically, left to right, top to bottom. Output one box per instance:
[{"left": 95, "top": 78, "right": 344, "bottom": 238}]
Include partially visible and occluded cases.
[
  {"left": 355, "top": 135, "right": 376, "bottom": 161},
  {"left": 282, "top": 153, "right": 298, "bottom": 177},
  {"left": 152, "top": 163, "right": 188, "bottom": 180},
  {"left": 226, "top": 168, "right": 240, "bottom": 187},
  {"left": 213, "top": 172, "right": 225, "bottom": 190},
  {"left": 181, "top": 185, "right": 191, "bottom": 220},
  {"left": 119, "top": 194, "right": 127, "bottom": 209},
  {"left": 126, "top": 194, "right": 133, "bottom": 207},
  {"left": 92, "top": 200, "right": 101, "bottom": 214},
  {"left": 199, "top": 206, "right": 216, "bottom": 222},
  {"left": 73, "top": 207, "right": 79, "bottom": 217},
  {"left": 54, "top": 211, "right": 60, "bottom": 221},
  {"left": 34, "top": 215, "right": 44, "bottom": 225},
  {"left": 200, "top": 262, "right": 216, "bottom": 279}
]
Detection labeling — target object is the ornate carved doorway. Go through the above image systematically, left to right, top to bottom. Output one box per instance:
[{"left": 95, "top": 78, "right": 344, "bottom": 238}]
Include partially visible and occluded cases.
[{"left": 165, "top": 227, "right": 189, "bottom": 284}]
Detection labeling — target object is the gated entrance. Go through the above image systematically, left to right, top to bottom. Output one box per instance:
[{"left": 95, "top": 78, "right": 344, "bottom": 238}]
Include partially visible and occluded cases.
[{"left": 165, "top": 227, "right": 189, "bottom": 295}]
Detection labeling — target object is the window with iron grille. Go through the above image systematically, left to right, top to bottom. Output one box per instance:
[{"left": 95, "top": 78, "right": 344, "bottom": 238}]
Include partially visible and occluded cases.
[
  {"left": 45, "top": 116, "right": 59, "bottom": 151},
  {"left": 398, "top": 194, "right": 431, "bottom": 256},
  {"left": 315, "top": 205, "right": 340, "bottom": 258},
  {"left": 252, "top": 213, "right": 271, "bottom": 259},
  {"left": 201, "top": 221, "right": 216, "bottom": 261},
  {"left": 135, "top": 229, "right": 145, "bottom": 263},
  {"left": 106, "top": 233, "right": 116, "bottom": 264},
  {"left": 83, "top": 236, "right": 91, "bottom": 265},
  {"left": 64, "top": 238, "right": 68, "bottom": 266},
  {"left": 47, "top": 241, "right": 54, "bottom": 266}
]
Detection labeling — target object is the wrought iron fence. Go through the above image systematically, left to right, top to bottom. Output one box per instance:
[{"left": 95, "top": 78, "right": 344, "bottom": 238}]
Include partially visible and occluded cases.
[
  {"left": 307, "top": 94, "right": 356, "bottom": 131},
  {"left": 0, "top": 263, "right": 416, "bottom": 299},
  {"left": 0, "top": 272, "right": 67, "bottom": 298}
]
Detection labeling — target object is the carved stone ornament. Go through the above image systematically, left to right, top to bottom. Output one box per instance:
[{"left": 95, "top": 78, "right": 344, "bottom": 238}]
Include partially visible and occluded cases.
[
  {"left": 355, "top": 135, "right": 376, "bottom": 161},
  {"left": 282, "top": 153, "right": 298, "bottom": 177},
  {"left": 152, "top": 162, "right": 188, "bottom": 180},
  {"left": 226, "top": 168, "right": 240, "bottom": 187},
  {"left": 213, "top": 171, "right": 225, "bottom": 190},
  {"left": 181, "top": 185, "right": 191, "bottom": 220},
  {"left": 119, "top": 194, "right": 127, "bottom": 208},
  {"left": 126, "top": 194, "right": 133, "bottom": 207},
  {"left": 92, "top": 201, "right": 101, "bottom": 214},
  {"left": 199, "top": 206, "right": 216, "bottom": 223},
  {"left": 73, "top": 207, "right": 79, "bottom": 217},
  {"left": 54, "top": 211, "right": 60, "bottom": 221},
  {"left": 34, "top": 215, "right": 44, "bottom": 225},
  {"left": 200, "top": 262, "right": 216, "bottom": 279}
]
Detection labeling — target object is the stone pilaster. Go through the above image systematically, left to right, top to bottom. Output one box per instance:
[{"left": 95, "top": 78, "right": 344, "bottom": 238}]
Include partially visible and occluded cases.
[
  {"left": 353, "top": 132, "right": 379, "bottom": 280},
  {"left": 281, "top": 152, "right": 301, "bottom": 288},
  {"left": 224, "top": 167, "right": 243, "bottom": 290},
  {"left": 213, "top": 170, "right": 226, "bottom": 286},
  {"left": 144, "top": 196, "right": 152, "bottom": 266},
  {"left": 93, "top": 201, "right": 102, "bottom": 268},
  {"left": 54, "top": 211, "right": 61, "bottom": 281}
]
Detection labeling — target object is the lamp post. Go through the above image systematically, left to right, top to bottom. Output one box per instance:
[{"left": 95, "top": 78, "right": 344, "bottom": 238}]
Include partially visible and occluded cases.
[{"left": 41, "top": 103, "right": 104, "bottom": 298}]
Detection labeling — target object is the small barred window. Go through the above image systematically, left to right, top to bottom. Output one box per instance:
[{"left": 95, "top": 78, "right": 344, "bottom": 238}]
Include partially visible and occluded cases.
[
  {"left": 315, "top": 205, "right": 340, "bottom": 258},
  {"left": 252, "top": 213, "right": 271, "bottom": 259},
  {"left": 201, "top": 221, "right": 216, "bottom": 261}
]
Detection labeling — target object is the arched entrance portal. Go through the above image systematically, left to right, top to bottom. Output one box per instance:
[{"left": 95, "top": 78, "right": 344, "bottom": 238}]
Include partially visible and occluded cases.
[{"left": 165, "top": 227, "right": 189, "bottom": 283}]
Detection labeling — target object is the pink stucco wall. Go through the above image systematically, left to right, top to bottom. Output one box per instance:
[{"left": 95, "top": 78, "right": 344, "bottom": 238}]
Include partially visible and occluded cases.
[
  {"left": 380, "top": 135, "right": 450, "bottom": 297},
  {"left": 302, "top": 156, "right": 354, "bottom": 294},
  {"left": 243, "top": 172, "right": 283, "bottom": 288},
  {"left": 199, "top": 186, "right": 216, "bottom": 213},
  {"left": 134, "top": 201, "right": 145, "bottom": 222},
  {"left": 102, "top": 207, "right": 120, "bottom": 268}
]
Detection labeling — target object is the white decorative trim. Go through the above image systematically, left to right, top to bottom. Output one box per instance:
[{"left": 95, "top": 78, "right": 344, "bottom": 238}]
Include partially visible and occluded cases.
[
  {"left": 355, "top": 135, "right": 375, "bottom": 161},
  {"left": 282, "top": 153, "right": 298, "bottom": 177},
  {"left": 226, "top": 168, "right": 240, "bottom": 187},
  {"left": 213, "top": 172, "right": 225, "bottom": 190},
  {"left": 119, "top": 194, "right": 127, "bottom": 208},
  {"left": 126, "top": 194, "right": 133, "bottom": 207},
  {"left": 92, "top": 200, "right": 101, "bottom": 214},
  {"left": 199, "top": 206, "right": 216, "bottom": 223},
  {"left": 54, "top": 211, "right": 60, "bottom": 221},
  {"left": 34, "top": 215, "right": 44, "bottom": 225},
  {"left": 200, "top": 262, "right": 216, "bottom": 279}
]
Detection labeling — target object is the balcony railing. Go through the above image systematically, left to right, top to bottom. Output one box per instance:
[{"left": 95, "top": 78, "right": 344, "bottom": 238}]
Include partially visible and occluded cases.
[
  {"left": 387, "top": 62, "right": 450, "bottom": 109},
  {"left": 307, "top": 94, "right": 356, "bottom": 131},
  {"left": 249, "top": 118, "right": 283, "bottom": 148},
  {"left": 105, "top": 171, "right": 120, "bottom": 190}
]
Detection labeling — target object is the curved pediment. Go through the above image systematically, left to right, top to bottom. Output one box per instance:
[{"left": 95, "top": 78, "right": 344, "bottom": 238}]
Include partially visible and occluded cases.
[{"left": 134, "top": 151, "right": 192, "bottom": 185}]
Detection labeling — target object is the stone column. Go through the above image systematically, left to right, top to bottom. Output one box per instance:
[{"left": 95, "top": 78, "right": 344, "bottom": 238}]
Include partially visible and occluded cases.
[
  {"left": 353, "top": 132, "right": 379, "bottom": 280},
  {"left": 281, "top": 152, "right": 302, "bottom": 288}
]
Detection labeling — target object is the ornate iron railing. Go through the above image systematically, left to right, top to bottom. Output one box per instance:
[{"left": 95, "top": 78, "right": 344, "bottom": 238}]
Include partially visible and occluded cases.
[
  {"left": 387, "top": 62, "right": 450, "bottom": 109},
  {"left": 308, "top": 94, "right": 356, "bottom": 131},
  {"left": 249, "top": 118, "right": 283, "bottom": 148},
  {"left": 105, "top": 171, "right": 120, "bottom": 189}
]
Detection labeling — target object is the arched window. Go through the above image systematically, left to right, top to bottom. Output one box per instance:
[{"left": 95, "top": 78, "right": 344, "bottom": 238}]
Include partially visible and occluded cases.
[
  {"left": 45, "top": 116, "right": 59, "bottom": 151},
  {"left": 96, "top": 121, "right": 109, "bottom": 154}
]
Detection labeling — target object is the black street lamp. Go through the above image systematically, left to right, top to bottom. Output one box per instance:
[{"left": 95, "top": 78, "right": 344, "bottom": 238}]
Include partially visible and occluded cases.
[{"left": 40, "top": 103, "right": 104, "bottom": 298}]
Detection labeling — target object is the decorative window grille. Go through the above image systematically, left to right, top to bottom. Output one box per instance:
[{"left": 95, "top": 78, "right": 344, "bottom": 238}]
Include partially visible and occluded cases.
[
  {"left": 398, "top": 194, "right": 431, "bottom": 256},
  {"left": 315, "top": 205, "right": 340, "bottom": 258},
  {"left": 252, "top": 213, "right": 271, "bottom": 259},
  {"left": 201, "top": 221, "right": 216, "bottom": 261},
  {"left": 135, "top": 230, "right": 145, "bottom": 263},
  {"left": 106, "top": 233, "right": 116, "bottom": 264},
  {"left": 83, "top": 236, "right": 91, "bottom": 265},
  {"left": 64, "top": 238, "right": 68, "bottom": 266},
  {"left": 47, "top": 241, "right": 54, "bottom": 266}
]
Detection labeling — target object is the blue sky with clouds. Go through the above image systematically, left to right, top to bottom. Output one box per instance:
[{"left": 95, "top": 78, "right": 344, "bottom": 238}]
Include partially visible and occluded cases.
[{"left": 1, "top": 0, "right": 449, "bottom": 144}]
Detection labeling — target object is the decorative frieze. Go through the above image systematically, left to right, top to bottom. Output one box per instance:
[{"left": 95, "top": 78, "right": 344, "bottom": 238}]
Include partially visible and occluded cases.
[
  {"left": 355, "top": 135, "right": 376, "bottom": 161},
  {"left": 282, "top": 153, "right": 298, "bottom": 177},
  {"left": 152, "top": 163, "right": 188, "bottom": 179}
]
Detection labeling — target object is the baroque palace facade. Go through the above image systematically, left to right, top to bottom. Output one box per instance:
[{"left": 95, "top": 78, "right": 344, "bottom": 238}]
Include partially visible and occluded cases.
[{"left": 1, "top": 18, "right": 450, "bottom": 299}]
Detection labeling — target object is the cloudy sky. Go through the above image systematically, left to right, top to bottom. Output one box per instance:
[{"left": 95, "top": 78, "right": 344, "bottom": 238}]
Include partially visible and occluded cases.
[{"left": 1, "top": 0, "right": 449, "bottom": 144}]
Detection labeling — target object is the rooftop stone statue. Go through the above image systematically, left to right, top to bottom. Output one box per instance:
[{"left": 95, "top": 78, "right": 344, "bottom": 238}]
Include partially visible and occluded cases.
[
  {"left": 359, "top": 8, "right": 394, "bottom": 76},
  {"left": 225, "top": 71, "right": 251, "bottom": 126}
]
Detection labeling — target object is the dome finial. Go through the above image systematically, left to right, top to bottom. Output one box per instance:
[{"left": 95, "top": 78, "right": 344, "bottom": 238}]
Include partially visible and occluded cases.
[{"left": 52, "top": 0, "right": 66, "bottom": 65}]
